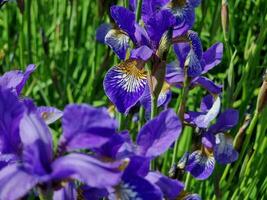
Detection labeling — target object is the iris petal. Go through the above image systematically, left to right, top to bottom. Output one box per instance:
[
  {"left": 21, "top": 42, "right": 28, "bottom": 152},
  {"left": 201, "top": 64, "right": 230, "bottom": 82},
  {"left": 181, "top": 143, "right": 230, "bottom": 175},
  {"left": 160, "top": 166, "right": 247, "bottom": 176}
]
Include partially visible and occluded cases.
[
  {"left": 96, "top": 23, "right": 112, "bottom": 44},
  {"left": 104, "top": 59, "right": 147, "bottom": 113},
  {"left": 193, "top": 76, "right": 223, "bottom": 94},
  {"left": 37, "top": 106, "right": 62, "bottom": 125},
  {"left": 185, "top": 150, "right": 215, "bottom": 180}
]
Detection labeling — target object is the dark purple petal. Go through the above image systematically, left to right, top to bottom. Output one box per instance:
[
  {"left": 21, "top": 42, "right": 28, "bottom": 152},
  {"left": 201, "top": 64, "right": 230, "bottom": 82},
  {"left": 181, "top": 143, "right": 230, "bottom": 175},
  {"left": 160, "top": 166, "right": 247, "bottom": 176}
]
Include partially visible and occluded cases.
[
  {"left": 129, "top": 0, "right": 137, "bottom": 11},
  {"left": 141, "top": 0, "right": 170, "bottom": 24},
  {"left": 189, "top": 0, "right": 201, "bottom": 7},
  {"left": 110, "top": 6, "right": 136, "bottom": 41},
  {"left": 145, "top": 9, "right": 175, "bottom": 48},
  {"left": 96, "top": 23, "right": 112, "bottom": 44},
  {"left": 134, "top": 24, "right": 150, "bottom": 46},
  {"left": 105, "top": 29, "right": 129, "bottom": 60},
  {"left": 188, "top": 31, "right": 202, "bottom": 59},
  {"left": 173, "top": 43, "right": 190, "bottom": 68},
  {"left": 202, "top": 43, "right": 223, "bottom": 74},
  {"left": 130, "top": 45, "right": 153, "bottom": 61},
  {"left": 186, "top": 49, "right": 203, "bottom": 77},
  {"left": 103, "top": 59, "right": 147, "bottom": 113},
  {"left": 166, "top": 61, "right": 185, "bottom": 84},
  {"left": 0, "top": 64, "right": 36, "bottom": 95},
  {"left": 193, "top": 76, "right": 223, "bottom": 94},
  {"left": 0, "top": 88, "right": 24, "bottom": 155},
  {"left": 200, "top": 95, "right": 214, "bottom": 112},
  {"left": 193, "top": 97, "right": 221, "bottom": 128},
  {"left": 19, "top": 100, "right": 53, "bottom": 175},
  {"left": 60, "top": 104, "right": 117, "bottom": 151},
  {"left": 37, "top": 106, "right": 62, "bottom": 125},
  {"left": 136, "top": 109, "right": 182, "bottom": 157},
  {"left": 209, "top": 109, "right": 239, "bottom": 134},
  {"left": 184, "top": 111, "right": 203, "bottom": 125},
  {"left": 214, "top": 133, "right": 238, "bottom": 164},
  {"left": 185, "top": 150, "right": 215, "bottom": 180},
  {"left": 52, "top": 153, "right": 122, "bottom": 188},
  {"left": 0, "top": 154, "right": 18, "bottom": 170},
  {"left": 124, "top": 156, "right": 150, "bottom": 177},
  {"left": 0, "top": 164, "right": 38, "bottom": 200},
  {"left": 146, "top": 172, "right": 184, "bottom": 199},
  {"left": 110, "top": 173, "right": 163, "bottom": 200},
  {"left": 53, "top": 182, "right": 77, "bottom": 200},
  {"left": 81, "top": 185, "right": 109, "bottom": 200}
]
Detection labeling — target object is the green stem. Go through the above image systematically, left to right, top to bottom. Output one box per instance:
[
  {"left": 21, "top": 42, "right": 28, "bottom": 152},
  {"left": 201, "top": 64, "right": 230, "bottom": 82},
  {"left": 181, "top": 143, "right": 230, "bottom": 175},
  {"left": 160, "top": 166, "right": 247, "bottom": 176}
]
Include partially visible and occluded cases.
[
  {"left": 136, "top": 0, "right": 142, "bottom": 22},
  {"left": 39, "top": 188, "right": 53, "bottom": 200}
]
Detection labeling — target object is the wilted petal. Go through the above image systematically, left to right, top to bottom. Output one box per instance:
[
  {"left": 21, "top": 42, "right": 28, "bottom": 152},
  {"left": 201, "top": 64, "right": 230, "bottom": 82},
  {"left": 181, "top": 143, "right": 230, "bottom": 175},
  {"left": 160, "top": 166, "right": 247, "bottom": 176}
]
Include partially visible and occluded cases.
[
  {"left": 110, "top": 6, "right": 136, "bottom": 41},
  {"left": 146, "top": 9, "right": 175, "bottom": 48},
  {"left": 96, "top": 23, "right": 112, "bottom": 44},
  {"left": 105, "top": 29, "right": 130, "bottom": 60},
  {"left": 202, "top": 43, "right": 223, "bottom": 74},
  {"left": 130, "top": 45, "right": 153, "bottom": 61},
  {"left": 104, "top": 59, "right": 147, "bottom": 113},
  {"left": 194, "top": 76, "right": 223, "bottom": 94},
  {"left": 0, "top": 88, "right": 24, "bottom": 155},
  {"left": 193, "top": 96, "right": 221, "bottom": 128},
  {"left": 19, "top": 100, "right": 53, "bottom": 175},
  {"left": 60, "top": 104, "right": 117, "bottom": 151},
  {"left": 37, "top": 106, "right": 62, "bottom": 125},
  {"left": 136, "top": 109, "right": 182, "bottom": 157},
  {"left": 209, "top": 109, "right": 239, "bottom": 134},
  {"left": 214, "top": 133, "right": 238, "bottom": 164},
  {"left": 185, "top": 150, "right": 215, "bottom": 180},
  {"left": 52, "top": 153, "right": 122, "bottom": 188},
  {"left": 0, "top": 164, "right": 38, "bottom": 200},
  {"left": 109, "top": 172, "right": 163, "bottom": 200},
  {"left": 146, "top": 172, "right": 184, "bottom": 199},
  {"left": 53, "top": 182, "right": 77, "bottom": 200}
]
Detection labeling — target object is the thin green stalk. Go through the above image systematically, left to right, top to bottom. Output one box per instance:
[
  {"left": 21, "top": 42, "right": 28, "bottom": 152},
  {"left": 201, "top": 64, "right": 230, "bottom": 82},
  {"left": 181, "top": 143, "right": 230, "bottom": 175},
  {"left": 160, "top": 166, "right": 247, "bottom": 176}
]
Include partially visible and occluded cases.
[{"left": 136, "top": 0, "right": 142, "bottom": 22}]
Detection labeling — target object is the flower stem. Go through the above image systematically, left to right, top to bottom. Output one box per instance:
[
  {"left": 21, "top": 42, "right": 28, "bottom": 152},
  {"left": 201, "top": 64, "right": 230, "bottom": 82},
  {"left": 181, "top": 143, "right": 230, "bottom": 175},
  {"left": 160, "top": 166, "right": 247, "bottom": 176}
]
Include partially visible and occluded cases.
[
  {"left": 136, "top": 0, "right": 142, "bottom": 22},
  {"left": 39, "top": 188, "right": 53, "bottom": 200}
]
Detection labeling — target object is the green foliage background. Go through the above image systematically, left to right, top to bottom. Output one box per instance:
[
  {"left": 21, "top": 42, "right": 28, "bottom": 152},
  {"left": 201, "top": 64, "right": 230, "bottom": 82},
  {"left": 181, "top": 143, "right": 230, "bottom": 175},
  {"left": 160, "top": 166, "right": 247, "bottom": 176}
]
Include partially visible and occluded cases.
[{"left": 0, "top": 0, "right": 267, "bottom": 199}]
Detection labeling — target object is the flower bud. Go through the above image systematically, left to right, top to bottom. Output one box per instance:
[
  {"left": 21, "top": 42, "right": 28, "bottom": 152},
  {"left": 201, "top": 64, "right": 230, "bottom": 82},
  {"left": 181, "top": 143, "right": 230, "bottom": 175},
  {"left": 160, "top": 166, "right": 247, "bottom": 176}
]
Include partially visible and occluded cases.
[
  {"left": 221, "top": 0, "right": 229, "bottom": 39},
  {"left": 256, "top": 71, "right": 267, "bottom": 113}
]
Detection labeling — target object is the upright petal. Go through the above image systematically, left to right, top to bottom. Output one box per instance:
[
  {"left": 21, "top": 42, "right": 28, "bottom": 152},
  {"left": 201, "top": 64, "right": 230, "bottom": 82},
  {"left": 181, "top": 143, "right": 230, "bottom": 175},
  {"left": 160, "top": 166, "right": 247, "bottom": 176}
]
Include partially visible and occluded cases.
[
  {"left": 110, "top": 6, "right": 136, "bottom": 41},
  {"left": 96, "top": 23, "right": 112, "bottom": 44},
  {"left": 105, "top": 29, "right": 130, "bottom": 60},
  {"left": 202, "top": 43, "right": 223, "bottom": 74},
  {"left": 130, "top": 45, "right": 153, "bottom": 61},
  {"left": 104, "top": 59, "right": 147, "bottom": 113},
  {"left": 16, "top": 64, "right": 36, "bottom": 95},
  {"left": 0, "top": 88, "right": 24, "bottom": 155},
  {"left": 19, "top": 100, "right": 53, "bottom": 175},
  {"left": 60, "top": 104, "right": 117, "bottom": 151},
  {"left": 37, "top": 106, "right": 63, "bottom": 125},
  {"left": 136, "top": 109, "right": 182, "bottom": 157},
  {"left": 209, "top": 109, "right": 239, "bottom": 134},
  {"left": 214, "top": 133, "right": 238, "bottom": 164},
  {"left": 185, "top": 150, "right": 215, "bottom": 180},
  {"left": 52, "top": 153, "right": 122, "bottom": 188},
  {"left": 0, "top": 164, "right": 38, "bottom": 200},
  {"left": 146, "top": 172, "right": 184, "bottom": 199},
  {"left": 53, "top": 182, "right": 77, "bottom": 200}
]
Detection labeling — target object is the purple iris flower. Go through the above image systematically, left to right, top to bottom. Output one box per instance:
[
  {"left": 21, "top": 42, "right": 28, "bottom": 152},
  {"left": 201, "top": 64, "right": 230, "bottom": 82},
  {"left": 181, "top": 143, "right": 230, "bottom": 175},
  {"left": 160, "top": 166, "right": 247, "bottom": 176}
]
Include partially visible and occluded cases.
[
  {"left": 166, "top": 41, "right": 223, "bottom": 94},
  {"left": 0, "top": 92, "right": 123, "bottom": 199},
  {"left": 182, "top": 95, "right": 239, "bottom": 180}
]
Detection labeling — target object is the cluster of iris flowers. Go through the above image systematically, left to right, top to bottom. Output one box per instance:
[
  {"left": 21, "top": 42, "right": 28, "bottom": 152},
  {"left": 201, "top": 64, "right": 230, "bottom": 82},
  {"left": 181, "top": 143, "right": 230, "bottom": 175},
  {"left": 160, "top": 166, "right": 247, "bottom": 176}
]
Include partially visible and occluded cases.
[{"left": 0, "top": 0, "right": 239, "bottom": 199}]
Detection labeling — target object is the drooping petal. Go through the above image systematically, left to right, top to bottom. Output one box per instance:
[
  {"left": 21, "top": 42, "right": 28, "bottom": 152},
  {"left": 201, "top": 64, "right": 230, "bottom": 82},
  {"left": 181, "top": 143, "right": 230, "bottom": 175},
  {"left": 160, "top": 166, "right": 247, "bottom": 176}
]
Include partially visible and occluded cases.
[
  {"left": 110, "top": 6, "right": 136, "bottom": 41},
  {"left": 145, "top": 9, "right": 175, "bottom": 48},
  {"left": 96, "top": 23, "right": 112, "bottom": 44},
  {"left": 105, "top": 29, "right": 130, "bottom": 60},
  {"left": 202, "top": 43, "right": 223, "bottom": 74},
  {"left": 130, "top": 45, "right": 153, "bottom": 61},
  {"left": 104, "top": 59, "right": 147, "bottom": 113},
  {"left": 166, "top": 61, "right": 185, "bottom": 84},
  {"left": 0, "top": 64, "right": 36, "bottom": 95},
  {"left": 193, "top": 76, "right": 223, "bottom": 94},
  {"left": 0, "top": 88, "right": 24, "bottom": 155},
  {"left": 193, "top": 96, "right": 221, "bottom": 128},
  {"left": 19, "top": 100, "right": 53, "bottom": 175},
  {"left": 60, "top": 104, "right": 117, "bottom": 151},
  {"left": 37, "top": 106, "right": 63, "bottom": 125},
  {"left": 136, "top": 109, "right": 182, "bottom": 157},
  {"left": 209, "top": 109, "right": 239, "bottom": 134},
  {"left": 214, "top": 133, "right": 238, "bottom": 164},
  {"left": 185, "top": 150, "right": 215, "bottom": 180},
  {"left": 52, "top": 153, "right": 122, "bottom": 188},
  {"left": 0, "top": 164, "right": 38, "bottom": 200},
  {"left": 109, "top": 172, "right": 163, "bottom": 200},
  {"left": 146, "top": 172, "right": 184, "bottom": 199},
  {"left": 53, "top": 182, "right": 77, "bottom": 200}
]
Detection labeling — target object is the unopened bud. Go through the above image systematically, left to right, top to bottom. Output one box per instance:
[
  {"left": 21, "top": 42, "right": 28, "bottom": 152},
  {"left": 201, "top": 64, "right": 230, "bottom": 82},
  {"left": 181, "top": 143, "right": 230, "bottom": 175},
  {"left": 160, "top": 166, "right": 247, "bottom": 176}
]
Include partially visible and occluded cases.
[
  {"left": 221, "top": 0, "right": 229, "bottom": 39},
  {"left": 157, "top": 28, "right": 173, "bottom": 61},
  {"left": 256, "top": 71, "right": 267, "bottom": 113}
]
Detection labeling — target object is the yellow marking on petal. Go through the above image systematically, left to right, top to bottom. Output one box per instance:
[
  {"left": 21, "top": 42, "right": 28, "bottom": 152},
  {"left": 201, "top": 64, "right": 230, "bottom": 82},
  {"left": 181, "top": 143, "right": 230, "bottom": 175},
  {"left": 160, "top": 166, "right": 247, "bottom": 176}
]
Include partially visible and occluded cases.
[
  {"left": 170, "top": 0, "right": 186, "bottom": 8},
  {"left": 118, "top": 60, "right": 147, "bottom": 79},
  {"left": 161, "top": 81, "right": 171, "bottom": 94},
  {"left": 41, "top": 112, "right": 49, "bottom": 120}
]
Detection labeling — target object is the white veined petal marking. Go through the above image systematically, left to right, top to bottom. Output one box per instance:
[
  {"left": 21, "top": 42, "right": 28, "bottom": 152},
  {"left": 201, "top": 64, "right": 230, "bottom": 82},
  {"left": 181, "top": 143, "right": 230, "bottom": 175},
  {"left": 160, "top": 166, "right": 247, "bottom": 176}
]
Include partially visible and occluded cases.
[
  {"left": 114, "top": 60, "right": 147, "bottom": 93},
  {"left": 114, "top": 182, "right": 142, "bottom": 200}
]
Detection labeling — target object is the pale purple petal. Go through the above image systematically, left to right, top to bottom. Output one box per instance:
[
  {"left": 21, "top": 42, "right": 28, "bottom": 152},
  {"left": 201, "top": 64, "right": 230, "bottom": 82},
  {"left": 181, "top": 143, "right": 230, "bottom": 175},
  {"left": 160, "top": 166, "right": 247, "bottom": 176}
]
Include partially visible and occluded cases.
[
  {"left": 202, "top": 43, "right": 223, "bottom": 74},
  {"left": 130, "top": 45, "right": 153, "bottom": 61},
  {"left": 166, "top": 61, "right": 184, "bottom": 84},
  {"left": 37, "top": 106, "right": 63, "bottom": 125},
  {"left": 136, "top": 109, "right": 182, "bottom": 157},
  {"left": 201, "top": 132, "right": 215, "bottom": 149},
  {"left": 52, "top": 153, "right": 122, "bottom": 188},
  {"left": 53, "top": 182, "right": 77, "bottom": 200},
  {"left": 184, "top": 193, "right": 202, "bottom": 200}
]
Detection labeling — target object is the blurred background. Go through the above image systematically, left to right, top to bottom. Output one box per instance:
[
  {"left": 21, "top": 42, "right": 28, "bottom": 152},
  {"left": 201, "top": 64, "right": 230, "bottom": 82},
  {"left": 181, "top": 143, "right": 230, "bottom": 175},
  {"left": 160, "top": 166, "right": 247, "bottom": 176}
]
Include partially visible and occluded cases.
[{"left": 0, "top": 0, "right": 267, "bottom": 199}]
